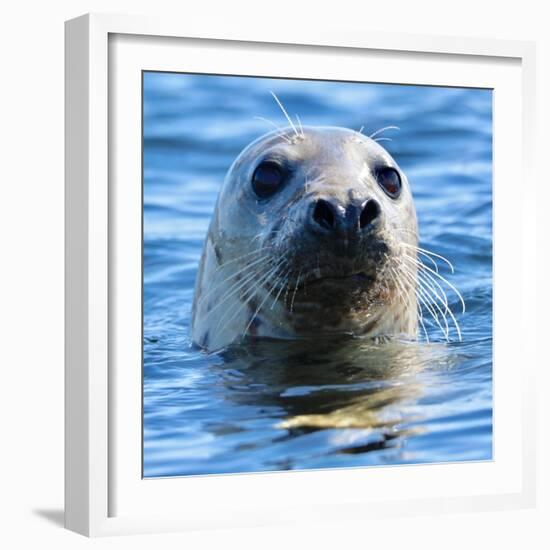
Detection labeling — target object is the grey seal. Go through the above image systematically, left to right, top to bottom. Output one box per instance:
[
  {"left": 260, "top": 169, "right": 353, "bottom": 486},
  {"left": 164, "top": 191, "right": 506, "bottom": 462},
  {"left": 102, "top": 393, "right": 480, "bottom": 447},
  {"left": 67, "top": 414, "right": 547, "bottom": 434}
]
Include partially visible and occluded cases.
[{"left": 190, "top": 120, "right": 428, "bottom": 352}]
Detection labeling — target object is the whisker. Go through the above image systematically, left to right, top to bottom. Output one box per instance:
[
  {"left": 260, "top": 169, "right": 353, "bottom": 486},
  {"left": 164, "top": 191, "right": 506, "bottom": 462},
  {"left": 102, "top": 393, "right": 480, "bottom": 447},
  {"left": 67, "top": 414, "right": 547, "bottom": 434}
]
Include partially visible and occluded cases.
[
  {"left": 270, "top": 91, "right": 300, "bottom": 138},
  {"left": 295, "top": 114, "right": 304, "bottom": 137},
  {"left": 253, "top": 116, "right": 292, "bottom": 143},
  {"left": 369, "top": 125, "right": 400, "bottom": 139},
  {"left": 394, "top": 226, "right": 419, "bottom": 238},
  {"left": 402, "top": 242, "right": 455, "bottom": 273},
  {"left": 208, "top": 246, "right": 273, "bottom": 276},
  {"left": 409, "top": 248, "right": 440, "bottom": 273},
  {"left": 198, "top": 252, "right": 272, "bottom": 306},
  {"left": 401, "top": 253, "right": 463, "bottom": 341},
  {"left": 403, "top": 254, "right": 465, "bottom": 313},
  {"left": 393, "top": 256, "right": 429, "bottom": 342},
  {"left": 215, "top": 259, "right": 286, "bottom": 334},
  {"left": 205, "top": 261, "right": 271, "bottom": 319},
  {"left": 242, "top": 261, "right": 289, "bottom": 338},
  {"left": 399, "top": 261, "right": 450, "bottom": 341},
  {"left": 389, "top": 266, "right": 411, "bottom": 312},
  {"left": 387, "top": 267, "right": 400, "bottom": 306},
  {"left": 417, "top": 267, "right": 449, "bottom": 309},
  {"left": 270, "top": 268, "right": 292, "bottom": 310},
  {"left": 290, "top": 269, "right": 303, "bottom": 314},
  {"left": 416, "top": 269, "right": 462, "bottom": 341},
  {"left": 283, "top": 276, "right": 292, "bottom": 308},
  {"left": 416, "top": 277, "right": 451, "bottom": 340},
  {"left": 416, "top": 285, "right": 449, "bottom": 341},
  {"left": 417, "top": 302, "right": 430, "bottom": 343}
]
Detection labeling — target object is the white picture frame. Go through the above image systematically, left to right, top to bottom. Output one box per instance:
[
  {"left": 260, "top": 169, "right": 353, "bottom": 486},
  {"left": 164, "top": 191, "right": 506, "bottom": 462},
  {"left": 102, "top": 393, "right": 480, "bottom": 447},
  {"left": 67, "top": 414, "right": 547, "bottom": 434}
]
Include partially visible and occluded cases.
[{"left": 65, "top": 12, "right": 537, "bottom": 537}]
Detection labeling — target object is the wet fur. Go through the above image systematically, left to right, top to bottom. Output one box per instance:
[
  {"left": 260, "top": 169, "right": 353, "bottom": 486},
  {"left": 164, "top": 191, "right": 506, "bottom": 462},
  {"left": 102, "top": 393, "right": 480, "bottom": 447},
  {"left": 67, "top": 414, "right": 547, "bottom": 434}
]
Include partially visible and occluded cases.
[{"left": 191, "top": 126, "right": 419, "bottom": 351}]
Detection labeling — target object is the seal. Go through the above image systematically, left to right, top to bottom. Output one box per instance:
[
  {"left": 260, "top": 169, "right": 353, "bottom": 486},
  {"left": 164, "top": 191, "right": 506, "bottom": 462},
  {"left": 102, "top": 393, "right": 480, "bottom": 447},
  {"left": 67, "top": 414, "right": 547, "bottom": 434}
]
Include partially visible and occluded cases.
[{"left": 191, "top": 120, "right": 425, "bottom": 352}]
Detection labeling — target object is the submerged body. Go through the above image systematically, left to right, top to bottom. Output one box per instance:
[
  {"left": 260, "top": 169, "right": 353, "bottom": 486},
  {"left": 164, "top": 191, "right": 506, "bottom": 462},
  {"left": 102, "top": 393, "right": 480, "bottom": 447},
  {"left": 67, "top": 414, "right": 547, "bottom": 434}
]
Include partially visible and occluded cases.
[{"left": 191, "top": 126, "right": 419, "bottom": 351}]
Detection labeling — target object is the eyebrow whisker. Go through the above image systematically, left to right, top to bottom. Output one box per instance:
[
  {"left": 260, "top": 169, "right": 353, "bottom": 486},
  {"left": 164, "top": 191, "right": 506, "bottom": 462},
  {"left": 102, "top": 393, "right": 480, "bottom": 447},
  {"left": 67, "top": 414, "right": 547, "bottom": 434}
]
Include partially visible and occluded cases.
[
  {"left": 270, "top": 91, "right": 300, "bottom": 138},
  {"left": 295, "top": 113, "right": 305, "bottom": 138},
  {"left": 253, "top": 116, "right": 292, "bottom": 143},
  {"left": 369, "top": 125, "right": 400, "bottom": 139}
]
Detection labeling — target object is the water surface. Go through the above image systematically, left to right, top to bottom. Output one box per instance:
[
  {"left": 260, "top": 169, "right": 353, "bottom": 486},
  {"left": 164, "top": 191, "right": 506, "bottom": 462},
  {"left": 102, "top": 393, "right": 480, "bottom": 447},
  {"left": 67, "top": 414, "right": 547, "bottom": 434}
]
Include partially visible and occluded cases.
[{"left": 143, "top": 73, "right": 493, "bottom": 477}]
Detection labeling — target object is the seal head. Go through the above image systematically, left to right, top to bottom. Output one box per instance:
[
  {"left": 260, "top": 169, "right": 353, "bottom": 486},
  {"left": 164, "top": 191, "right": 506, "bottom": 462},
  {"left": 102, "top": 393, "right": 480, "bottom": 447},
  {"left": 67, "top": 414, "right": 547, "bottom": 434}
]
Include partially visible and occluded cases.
[{"left": 191, "top": 126, "right": 418, "bottom": 351}]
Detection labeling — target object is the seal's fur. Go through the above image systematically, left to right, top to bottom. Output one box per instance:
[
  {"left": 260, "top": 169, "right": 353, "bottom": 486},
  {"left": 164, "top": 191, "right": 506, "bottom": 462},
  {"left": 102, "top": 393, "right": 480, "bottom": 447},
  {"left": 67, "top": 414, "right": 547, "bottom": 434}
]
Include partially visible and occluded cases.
[{"left": 191, "top": 126, "right": 420, "bottom": 351}]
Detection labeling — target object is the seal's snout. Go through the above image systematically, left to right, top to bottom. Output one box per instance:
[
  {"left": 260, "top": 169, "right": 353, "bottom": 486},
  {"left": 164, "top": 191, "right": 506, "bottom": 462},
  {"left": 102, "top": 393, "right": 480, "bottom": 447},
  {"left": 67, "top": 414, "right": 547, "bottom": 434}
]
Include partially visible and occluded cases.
[
  {"left": 311, "top": 198, "right": 381, "bottom": 235},
  {"left": 312, "top": 199, "right": 337, "bottom": 230},
  {"left": 359, "top": 199, "right": 381, "bottom": 228}
]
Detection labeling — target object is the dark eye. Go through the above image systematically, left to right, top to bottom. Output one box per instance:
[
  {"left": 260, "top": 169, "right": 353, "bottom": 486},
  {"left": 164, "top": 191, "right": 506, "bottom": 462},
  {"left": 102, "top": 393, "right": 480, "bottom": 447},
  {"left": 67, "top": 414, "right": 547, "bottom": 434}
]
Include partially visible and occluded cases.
[
  {"left": 252, "top": 162, "right": 285, "bottom": 198},
  {"left": 376, "top": 167, "right": 402, "bottom": 199}
]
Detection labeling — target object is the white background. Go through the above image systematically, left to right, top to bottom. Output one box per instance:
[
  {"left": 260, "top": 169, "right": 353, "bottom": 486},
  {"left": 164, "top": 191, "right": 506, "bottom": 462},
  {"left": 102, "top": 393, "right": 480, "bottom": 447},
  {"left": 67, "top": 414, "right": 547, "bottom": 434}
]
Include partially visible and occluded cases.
[{"left": 0, "top": 1, "right": 547, "bottom": 548}]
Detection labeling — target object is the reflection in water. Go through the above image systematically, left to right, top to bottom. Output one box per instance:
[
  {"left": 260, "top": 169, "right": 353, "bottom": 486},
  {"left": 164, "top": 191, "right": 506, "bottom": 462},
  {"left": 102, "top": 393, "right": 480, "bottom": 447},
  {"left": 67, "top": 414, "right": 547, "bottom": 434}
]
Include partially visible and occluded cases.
[
  {"left": 144, "top": 331, "right": 490, "bottom": 476},
  {"left": 211, "top": 338, "right": 457, "bottom": 460}
]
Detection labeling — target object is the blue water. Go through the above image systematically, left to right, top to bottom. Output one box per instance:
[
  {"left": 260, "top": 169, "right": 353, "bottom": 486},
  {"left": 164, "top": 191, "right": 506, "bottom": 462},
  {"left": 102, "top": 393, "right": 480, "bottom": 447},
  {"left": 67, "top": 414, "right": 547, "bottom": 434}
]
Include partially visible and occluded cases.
[{"left": 143, "top": 72, "right": 493, "bottom": 477}]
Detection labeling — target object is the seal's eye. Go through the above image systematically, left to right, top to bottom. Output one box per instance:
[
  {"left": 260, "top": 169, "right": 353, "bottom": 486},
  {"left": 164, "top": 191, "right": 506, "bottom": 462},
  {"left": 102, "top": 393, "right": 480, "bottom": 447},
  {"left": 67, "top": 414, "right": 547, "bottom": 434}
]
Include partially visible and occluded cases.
[
  {"left": 252, "top": 162, "right": 284, "bottom": 198},
  {"left": 376, "top": 167, "right": 402, "bottom": 199}
]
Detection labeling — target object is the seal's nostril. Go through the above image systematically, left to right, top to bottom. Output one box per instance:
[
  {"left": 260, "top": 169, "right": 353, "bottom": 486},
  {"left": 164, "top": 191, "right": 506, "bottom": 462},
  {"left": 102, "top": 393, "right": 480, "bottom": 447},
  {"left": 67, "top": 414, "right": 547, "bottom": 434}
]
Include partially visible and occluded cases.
[
  {"left": 313, "top": 199, "right": 336, "bottom": 230},
  {"left": 360, "top": 200, "right": 381, "bottom": 229}
]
